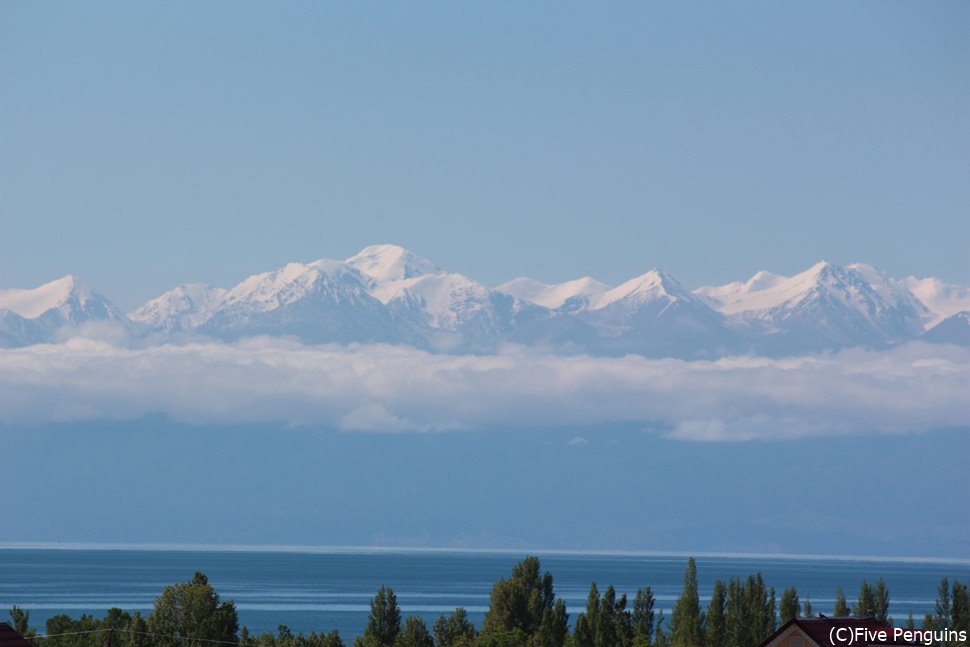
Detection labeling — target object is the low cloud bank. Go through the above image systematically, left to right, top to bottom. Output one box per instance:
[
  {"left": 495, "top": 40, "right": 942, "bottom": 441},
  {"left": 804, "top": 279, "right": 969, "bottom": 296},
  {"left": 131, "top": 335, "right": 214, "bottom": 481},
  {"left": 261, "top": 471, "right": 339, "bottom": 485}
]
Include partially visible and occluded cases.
[{"left": 1, "top": 338, "right": 967, "bottom": 441}]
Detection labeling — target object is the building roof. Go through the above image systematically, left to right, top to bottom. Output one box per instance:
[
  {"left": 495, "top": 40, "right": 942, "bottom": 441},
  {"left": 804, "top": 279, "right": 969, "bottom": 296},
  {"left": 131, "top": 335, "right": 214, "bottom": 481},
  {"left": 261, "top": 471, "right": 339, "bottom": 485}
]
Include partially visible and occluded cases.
[
  {"left": 758, "top": 616, "right": 914, "bottom": 647},
  {"left": 0, "top": 623, "right": 32, "bottom": 647}
]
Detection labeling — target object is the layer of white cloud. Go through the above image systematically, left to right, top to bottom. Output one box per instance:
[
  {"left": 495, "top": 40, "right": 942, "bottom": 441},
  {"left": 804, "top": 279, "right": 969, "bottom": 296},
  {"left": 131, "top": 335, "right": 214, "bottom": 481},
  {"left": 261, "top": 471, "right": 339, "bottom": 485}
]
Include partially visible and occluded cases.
[{"left": 0, "top": 338, "right": 967, "bottom": 441}]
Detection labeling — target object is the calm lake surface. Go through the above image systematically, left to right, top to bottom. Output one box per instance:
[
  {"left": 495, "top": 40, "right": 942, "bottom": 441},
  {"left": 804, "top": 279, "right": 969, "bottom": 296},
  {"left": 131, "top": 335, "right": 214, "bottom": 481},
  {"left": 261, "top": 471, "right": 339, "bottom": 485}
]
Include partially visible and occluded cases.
[{"left": 1, "top": 548, "right": 965, "bottom": 639}]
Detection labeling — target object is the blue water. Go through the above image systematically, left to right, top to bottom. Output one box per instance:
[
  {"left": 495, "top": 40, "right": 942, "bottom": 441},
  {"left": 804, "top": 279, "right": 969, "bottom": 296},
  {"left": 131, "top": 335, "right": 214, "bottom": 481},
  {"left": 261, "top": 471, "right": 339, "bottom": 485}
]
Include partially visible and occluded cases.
[{"left": 0, "top": 549, "right": 964, "bottom": 639}]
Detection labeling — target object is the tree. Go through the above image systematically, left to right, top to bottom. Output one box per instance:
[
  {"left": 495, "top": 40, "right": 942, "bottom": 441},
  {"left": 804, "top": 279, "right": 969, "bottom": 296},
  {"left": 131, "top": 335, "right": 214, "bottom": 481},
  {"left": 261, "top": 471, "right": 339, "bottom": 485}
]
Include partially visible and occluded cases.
[
  {"left": 480, "top": 557, "right": 559, "bottom": 645},
  {"left": 670, "top": 559, "right": 703, "bottom": 647},
  {"left": 147, "top": 572, "right": 238, "bottom": 647},
  {"left": 742, "top": 575, "right": 775, "bottom": 644},
  {"left": 935, "top": 578, "right": 952, "bottom": 627},
  {"left": 724, "top": 579, "right": 745, "bottom": 647},
  {"left": 872, "top": 580, "right": 890, "bottom": 625},
  {"left": 952, "top": 580, "right": 970, "bottom": 635},
  {"left": 704, "top": 581, "right": 726, "bottom": 647},
  {"left": 854, "top": 581, "right": 875, "bottom": 618},
  {"left": 575, "top": 583, "right": 631, "bottom": 647},
  {"left": 574, "top": 584, "right": 597, "bottom": 647},
  {"left": 357, "top": 586, "right": 402, "bottom": 647},
  {"left": 632, "top": 587, "right": 656, "bottom": 647},
  {"left": 780, "top": 588, "right": 799, "bottom": 624},
  {"left": 834, "top": 588, "right": 849, "bottom": 617},
  {"left": 534, "top": 599, "right": 569, "bottom": 647},
  {"left": 802, "top": 599, "right": 813, "bottom": 619},
  {"left": 10, "top": 606, "right": 36, "bottom": 638},
  {"left": 433, "top": 609, "right": 476, "bottom": 647},
  {"left": 123, "top": 612, "right": 150, "bottom": 647},
  {"left": 653, "top": 612, "right": 669, "bottom": 647},
  {"left": 395, "top": 617, "right": 433, "bottom": 647}
]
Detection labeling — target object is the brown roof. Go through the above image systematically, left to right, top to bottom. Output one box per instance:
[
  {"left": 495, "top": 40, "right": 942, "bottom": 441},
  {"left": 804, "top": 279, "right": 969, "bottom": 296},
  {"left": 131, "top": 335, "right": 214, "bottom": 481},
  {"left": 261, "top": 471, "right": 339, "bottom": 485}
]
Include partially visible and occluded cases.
[
  {"left": 759, "top": 617, "right": 915, "bottom": 647},
  {"left": 0, "top": 623, "right": 32, "bottom": 647}
]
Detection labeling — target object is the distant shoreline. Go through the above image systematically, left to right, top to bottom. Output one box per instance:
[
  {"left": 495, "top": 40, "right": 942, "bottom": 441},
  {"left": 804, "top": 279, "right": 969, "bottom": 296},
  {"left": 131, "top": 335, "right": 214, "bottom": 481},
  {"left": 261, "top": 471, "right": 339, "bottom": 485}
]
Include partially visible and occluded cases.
[{"left": 1, "top": 542, "right": 967, "bottom": 565}]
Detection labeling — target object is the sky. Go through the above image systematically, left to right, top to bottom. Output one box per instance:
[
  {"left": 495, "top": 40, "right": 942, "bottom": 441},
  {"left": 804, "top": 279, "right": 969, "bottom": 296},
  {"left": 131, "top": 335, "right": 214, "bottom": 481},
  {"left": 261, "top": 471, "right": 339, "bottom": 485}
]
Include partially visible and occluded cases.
[{"left": 1, "top": 1, "right": 969, "bottom": 311}]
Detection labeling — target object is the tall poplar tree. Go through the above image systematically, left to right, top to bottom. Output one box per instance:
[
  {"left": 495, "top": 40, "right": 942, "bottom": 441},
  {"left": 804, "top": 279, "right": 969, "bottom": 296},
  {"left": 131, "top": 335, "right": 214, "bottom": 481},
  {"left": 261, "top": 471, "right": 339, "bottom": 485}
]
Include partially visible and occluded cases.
[
  {"left": 670, "top": 559, "right": 704, "bottom": 647},
  {"left": 704, "top": 581, "right": 726, "bottom": 647},
  {"left": 632, "top": 587, "right": 656, "bottom": 647},
  {"left": 834, "top": 588, "right": 849, "bottom": 617},
  {"left": 780, "top": 589, "right": 799, "bottom": 624}
]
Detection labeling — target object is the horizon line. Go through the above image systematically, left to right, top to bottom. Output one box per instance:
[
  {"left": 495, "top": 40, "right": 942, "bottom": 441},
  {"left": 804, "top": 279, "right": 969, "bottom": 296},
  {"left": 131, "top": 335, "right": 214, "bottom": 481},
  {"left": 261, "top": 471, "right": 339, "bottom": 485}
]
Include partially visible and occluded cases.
[{"left": 1, "top": 542, "right": 968, "bottom": 566}]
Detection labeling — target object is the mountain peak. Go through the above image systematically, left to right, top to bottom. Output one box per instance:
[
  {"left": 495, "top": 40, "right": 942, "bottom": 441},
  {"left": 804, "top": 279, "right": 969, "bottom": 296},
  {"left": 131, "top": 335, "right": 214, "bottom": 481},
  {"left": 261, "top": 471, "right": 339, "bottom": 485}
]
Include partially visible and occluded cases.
[
  {"left": 345, "top": 244, "right": 441, "bottom": 283},
  {"left": 588, "top": 268, "right": 690, "bottom": 310},
  {"left": 0, "top": 274, "right": 94, "bottom": 319}
]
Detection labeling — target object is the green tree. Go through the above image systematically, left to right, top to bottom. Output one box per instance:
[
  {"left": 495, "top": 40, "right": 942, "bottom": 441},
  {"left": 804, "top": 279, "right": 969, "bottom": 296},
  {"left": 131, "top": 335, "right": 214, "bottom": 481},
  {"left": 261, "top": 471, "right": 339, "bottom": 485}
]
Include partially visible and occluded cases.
[
  {"left": 480, "top": 557, "right": 559, "bottom": 646},
  {"left": 670, "top": 559, "right": 703, "bottom": 647},
  {"left": 147, "top": 572, "right": 238, "bottom": 647},
  {"left": 743, "top": 575, "right": 775, "bottom": 644},
  {"left": 935, "top": 578, "right": 951, "bottom": 627},
  {"left": 723, "top": 579, "right": 745, "bottom": 647},
  {"left": 872, "top": 580, "right": 890, "bottom": 625},
  {"left": 704, "top": 581, "right": 726, "bottom": 647},
  {"left": 854, "top": 581, "right": 875, "bottom": 618},
  {"left": 952, "top": 581, "right": 970, "bottom": 635},
  {"left": 574, "top": 583, "right": 597, "bottom": 647},
  {"left": 575, "top": 583, "right": 631, "bottom": 647},
  {"left": 356, "top": 586, "right": 402, "bottom": 647},
  {"left": 632, "top": 587, "right": 656, "bottom": 647},
  {"left": 780, "top": 588, "right": 799, "bottom": 624},
  {"left": 834, "top": 588, "right": 849, "bottom": 617},
  {"left": 802, "top": 599, "right": 813, "bottom": 619},
  {"left": 534, "top": 600, "right": 569, "bottom": 647},
  {"left": 10, "top": 606, "right": 36, "bottom": 638},
  {"left": 101, "top": 608, "right": 132, "bottom": 647},
  {"left": 433, "top": 608, "right": 476, "bottom": 647},
  {"left": 123, "top": 612, "right": 150, "bottom": 647},
  {"left": 653, "top": 612, "right": 669, "bottom": 647},
  {"left": 395, "top": 617, "right": 433, "bottom": 647},
  {"left": 315, "top": 630, "right": 347, "bottom": 647}
]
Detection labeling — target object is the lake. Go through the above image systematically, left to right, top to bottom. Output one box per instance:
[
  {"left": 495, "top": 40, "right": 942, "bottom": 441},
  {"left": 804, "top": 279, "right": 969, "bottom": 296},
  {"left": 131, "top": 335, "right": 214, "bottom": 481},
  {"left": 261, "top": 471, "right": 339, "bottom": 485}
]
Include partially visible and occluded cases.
[{"left": 1, "top": 548, "right": 964, "bottom": 639}]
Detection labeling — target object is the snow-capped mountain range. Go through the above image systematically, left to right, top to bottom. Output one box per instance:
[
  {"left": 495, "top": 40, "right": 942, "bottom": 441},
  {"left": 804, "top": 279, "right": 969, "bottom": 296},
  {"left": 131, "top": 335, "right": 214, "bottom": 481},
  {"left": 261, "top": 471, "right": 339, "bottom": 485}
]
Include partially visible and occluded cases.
[{"left": 2, "top": 244, "right": 969, "bottom": 356}]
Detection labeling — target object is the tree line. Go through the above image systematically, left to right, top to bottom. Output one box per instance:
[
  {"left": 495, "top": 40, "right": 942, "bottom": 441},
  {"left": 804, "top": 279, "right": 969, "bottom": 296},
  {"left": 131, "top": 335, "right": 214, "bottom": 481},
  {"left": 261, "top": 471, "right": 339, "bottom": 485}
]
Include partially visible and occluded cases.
[{"left": 8, "top": 558, "right": 970, "bottom": 647}]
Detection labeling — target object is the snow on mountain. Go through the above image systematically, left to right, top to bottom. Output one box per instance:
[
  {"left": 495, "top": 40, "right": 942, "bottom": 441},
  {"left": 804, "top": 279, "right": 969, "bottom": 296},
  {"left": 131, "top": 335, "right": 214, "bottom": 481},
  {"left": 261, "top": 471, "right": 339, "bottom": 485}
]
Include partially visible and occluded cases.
[
  {"left": 346, "top": 244, "right": 441, "bottom": 283},
  {"left": 6, "top": 249, "right": 969, "bottom": 356},
  {"left": 196, "top": 259, "right": 402, "bottom": 344},
  {"left": 697, "top": 262, "right": 927, "bottom": 352},
  {"left": 847, "top": 262, "right": 930, "bottom": 325},
  {"left": 695, "top": 263, "right": 842, "bottom": 316},
  {"left": 572, "top": 269, "right": 739, "bottom": 357},
  {"left": 586, "top": 269, "right": 691, "bottom": 313},
  {"left": 694, "top": 270, "right": 787, "bottom": 312},
  {"left": 371, "top": 271, "right": 545, "bottom": 352},
  {"left": 0, "top": 275, "right": 131, "bottom": 346},
  {"left": 0, "top": 275, "right": 100, "bottom": 319},
  {"left": 496, "top": 276, "right": 609, "bottom": 309},
  {"left": 902, "top": 276, "right": 970, "bottom": 328},
  {"left": 129, "top": 284, "right": 227, "bottom": 333},
  {"left": 921, "top": 311, "right": 970, "bottom": 346}
]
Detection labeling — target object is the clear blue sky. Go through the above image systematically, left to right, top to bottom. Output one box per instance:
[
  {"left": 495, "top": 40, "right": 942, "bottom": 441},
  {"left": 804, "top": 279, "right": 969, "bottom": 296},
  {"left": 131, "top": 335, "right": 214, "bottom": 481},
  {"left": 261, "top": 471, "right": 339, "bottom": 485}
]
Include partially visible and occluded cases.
[{"left": 2, "top": 1, "right": 968, "bottom": 310}]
